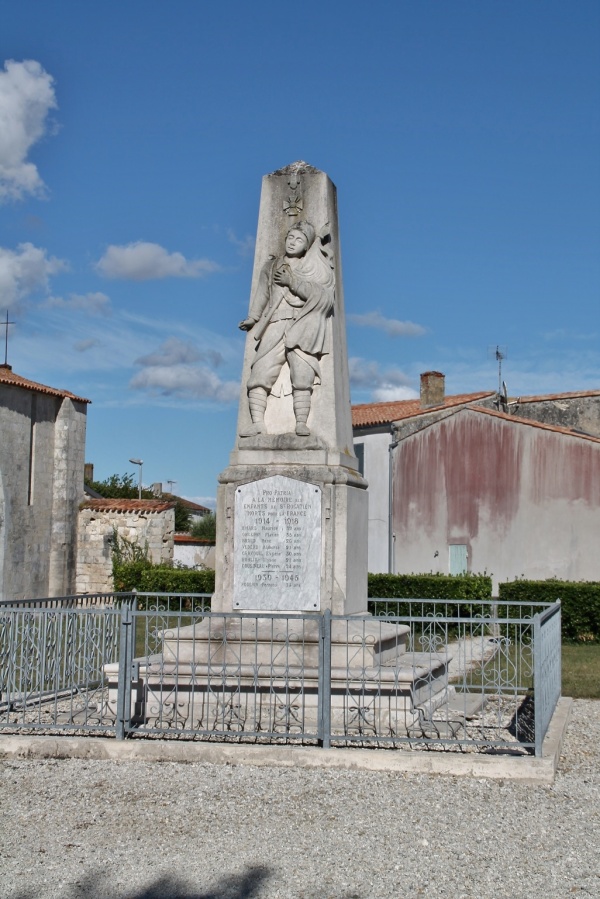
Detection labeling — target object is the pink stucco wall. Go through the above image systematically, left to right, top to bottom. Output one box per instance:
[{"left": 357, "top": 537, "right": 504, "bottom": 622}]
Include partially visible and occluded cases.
[{"left": 392, "top": 408, "right": 600, "bottom": 591}]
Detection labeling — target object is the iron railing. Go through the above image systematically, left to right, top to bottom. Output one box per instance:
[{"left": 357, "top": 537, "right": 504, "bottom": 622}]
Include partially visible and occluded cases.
[{"left": 0, "top": 595, "right": 561, "bottom": 756}]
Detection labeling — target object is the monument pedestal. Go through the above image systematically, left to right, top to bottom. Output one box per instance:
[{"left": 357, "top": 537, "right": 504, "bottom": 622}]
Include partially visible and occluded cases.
[
  {"left": 108, "top": 162, "right": 451, "bottom": 741},
  {"left": 213, "top": 462, "right": 368, "bottom": 616},
  {"left": 109, "top": 616, "right": 452, "bottom": 736}
]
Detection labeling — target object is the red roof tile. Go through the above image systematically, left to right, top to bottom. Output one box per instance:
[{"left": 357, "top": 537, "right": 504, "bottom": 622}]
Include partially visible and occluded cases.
[
  {"left": 0, "top": 364, "right": 91, "bottom": 403},
  {"left": 516, "top": 389, "right": 600, "bottom": 403},
  {"left": 352, "top": 391, "right": 495, "bottom": 427},
  {"left": 161, "top": 493, "right": 211, "bottom": 513},
  {"left": 81, "top": 499, "right": 175, "bottom": 513},
  {"left": 174, "top": 534, "right": 215, "bottom": 544}
]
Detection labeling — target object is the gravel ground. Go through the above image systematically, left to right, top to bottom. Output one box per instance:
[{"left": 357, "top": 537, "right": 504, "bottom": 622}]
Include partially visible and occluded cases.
[{"left": 1, "top": 699, "right": 598, "bottom": 899}]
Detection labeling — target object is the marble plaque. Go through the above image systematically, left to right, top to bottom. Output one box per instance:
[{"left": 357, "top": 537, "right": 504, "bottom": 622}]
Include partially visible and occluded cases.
[{"left": 233, "top": 475, "right": 321, "bottom": 611}]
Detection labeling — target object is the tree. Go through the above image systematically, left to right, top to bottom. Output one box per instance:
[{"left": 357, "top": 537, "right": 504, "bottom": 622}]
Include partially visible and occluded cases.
[
  {"left": 85, "top": 472, "right": 154, "bottom": 499},
  {"left": 174, "top": 501, "right": 192, "bottom": 532},
  {"left": 190, "top": 512, "right": 217, "bottom": 541}
]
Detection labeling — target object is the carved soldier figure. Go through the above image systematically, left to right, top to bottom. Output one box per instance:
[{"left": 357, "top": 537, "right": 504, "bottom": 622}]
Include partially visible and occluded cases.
[{"left": 239, "top": 221, "right": 335, "bottom": 437}]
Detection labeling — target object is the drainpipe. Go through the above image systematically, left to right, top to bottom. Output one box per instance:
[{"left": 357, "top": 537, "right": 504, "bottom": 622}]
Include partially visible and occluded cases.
[{"left": 388, "top": 430, "right": 399, "bottom": 574}]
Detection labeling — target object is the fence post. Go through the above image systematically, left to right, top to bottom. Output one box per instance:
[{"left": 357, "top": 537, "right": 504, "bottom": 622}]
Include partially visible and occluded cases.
[
  {"left": 116, "top": 602, "right": 134, "bottom": 740},
  {"left": 318, "top": 609, "right": 332, "bottom": 748},
  {"left": 533, "top": 612, "right": 542, "bottom": 758}
]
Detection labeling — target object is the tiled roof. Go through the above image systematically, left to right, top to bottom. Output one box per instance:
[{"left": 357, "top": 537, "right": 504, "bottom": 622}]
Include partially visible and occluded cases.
[
  {"left": 0, "top": 364, "right": 91, "bottom": 403},
  {"left": 516, "top": 389, "right": 600, "bottom": 404},
  {"left": 352, "top": 391, "right": 495, "bottom": 427},
  {"left": 465, "top": 405, "right": 600, "bottom": 443},
  {"left": 161, "top": 493, "right": 212, "bottom": 513},
  {"left": 81, "top": 499, "right": 175, "bottom": 513},
  {"left": 174, "top": 534, "right": 215, "bottom": 544}
]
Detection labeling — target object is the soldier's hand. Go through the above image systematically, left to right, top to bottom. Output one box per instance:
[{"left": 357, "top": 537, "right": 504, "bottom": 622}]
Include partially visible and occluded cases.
[
  {"left": 273, "top": 264, "right": 292, "bottom": 288},
  {"left": 239, "top": 318, "right": 255, "bottom": 331}
]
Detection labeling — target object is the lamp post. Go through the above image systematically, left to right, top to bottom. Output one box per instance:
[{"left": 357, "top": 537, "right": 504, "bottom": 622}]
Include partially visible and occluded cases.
[{"left": 129, "top": 458, "right": 143, "bottom": 500}]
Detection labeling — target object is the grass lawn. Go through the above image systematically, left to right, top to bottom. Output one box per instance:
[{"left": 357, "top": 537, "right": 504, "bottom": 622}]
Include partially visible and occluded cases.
[{"left": 562, "top": 644, "right": 600, "bottom": 699}]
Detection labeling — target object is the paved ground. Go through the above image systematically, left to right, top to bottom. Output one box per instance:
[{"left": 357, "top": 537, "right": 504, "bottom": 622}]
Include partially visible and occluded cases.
[{"left": 1, "top": 699, "right": 598, "bottom": 899}]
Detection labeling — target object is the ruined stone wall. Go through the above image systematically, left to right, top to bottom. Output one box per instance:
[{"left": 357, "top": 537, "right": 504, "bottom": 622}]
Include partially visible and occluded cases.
[{"left": 76, "top": 507, "right": 175, "bottom": 594}]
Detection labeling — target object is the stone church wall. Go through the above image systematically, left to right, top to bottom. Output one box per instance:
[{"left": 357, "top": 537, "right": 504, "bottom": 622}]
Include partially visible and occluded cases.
[{"left": 0, "top": 382, "right": 87, "bottom": 601}]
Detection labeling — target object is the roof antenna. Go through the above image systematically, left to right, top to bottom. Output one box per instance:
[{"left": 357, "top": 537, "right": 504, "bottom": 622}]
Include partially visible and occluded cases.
[
  {"left": 2, "top": 310, "right": 15, "bottom": 369},
  {"left": 488, "top": 345, "right": 507, "bottom": 394}
]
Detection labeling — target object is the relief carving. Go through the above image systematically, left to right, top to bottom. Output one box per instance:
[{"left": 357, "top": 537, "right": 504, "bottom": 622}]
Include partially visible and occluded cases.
[
  {"left": 283, "top": 171, "right": 303, "bottom": 216},
  {"left": 239, "top": 221, "right": 335, "bottom": 437}
]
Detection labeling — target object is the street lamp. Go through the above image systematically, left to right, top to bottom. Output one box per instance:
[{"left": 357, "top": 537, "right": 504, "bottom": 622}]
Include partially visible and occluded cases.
[{"left": 129, "top": 458, "right": 143, "bottom": 500}]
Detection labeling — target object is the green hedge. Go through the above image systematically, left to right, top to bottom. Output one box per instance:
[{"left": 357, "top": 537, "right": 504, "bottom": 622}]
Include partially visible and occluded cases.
[
  {"left": 113, "top": 563, "right": 215, "bottom": 595},
  {"left": 367, "top": 572, "right": 493, "bottom": 619},
  {"left": 367, "top": 572, "right": 492, "bottom": 600},
  {"left": 498, "top": 580, "right": 600, "bottom": 644}
]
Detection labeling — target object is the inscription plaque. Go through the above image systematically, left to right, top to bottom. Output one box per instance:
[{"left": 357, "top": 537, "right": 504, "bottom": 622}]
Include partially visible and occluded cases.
[{"left": 233, "top": 475, "right": 321, "bottom": 611}]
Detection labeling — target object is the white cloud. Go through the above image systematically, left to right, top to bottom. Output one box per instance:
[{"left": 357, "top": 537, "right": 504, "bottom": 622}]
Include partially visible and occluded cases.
[
  {"left": 0, "top": 59, "right": 57, "bottom": 202},
  {"left": 95, "top": 241, "right": 221, "bottom": 280},
  {"left": 0, "top": 242, "right": 67, "bottom": 306},
  {"left": 45, "top": 291, "right": 111, "bottom": 316},
  {"left": 349, "top": 310, "right": 426, "bottom": 337},
  {"left": 134, "top": 336, "right": 218, "bottom": 368},
  {"left": 131, "top": 337, "right": 238, "bottom": 402},
  {"left": 349, "top": 356, "right": 418, "bottom": 402},
  {"left": 130, "top": 364, "right": 239, "bottom": 403},
  {"left": 372, "top": 385, "right": 419, "bottom": 402},
  {"left": 184, "top": 495, "right": 216, "bottom": 511}
]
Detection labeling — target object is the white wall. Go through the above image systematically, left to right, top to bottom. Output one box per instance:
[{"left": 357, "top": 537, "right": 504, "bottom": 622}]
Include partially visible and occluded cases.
[{"left": 353, "top": 430, "right": 392, "bottom": 573}]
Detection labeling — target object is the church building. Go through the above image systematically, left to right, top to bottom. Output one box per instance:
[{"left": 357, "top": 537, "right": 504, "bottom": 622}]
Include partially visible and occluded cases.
[{"left": 0, "top": 364, "right": 89, "bottom": 601}]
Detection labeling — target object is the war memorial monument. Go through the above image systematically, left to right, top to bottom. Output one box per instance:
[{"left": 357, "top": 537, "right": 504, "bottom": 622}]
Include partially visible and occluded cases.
[{"left": 127, "top": 163, "right": 449, "bottom": 734}]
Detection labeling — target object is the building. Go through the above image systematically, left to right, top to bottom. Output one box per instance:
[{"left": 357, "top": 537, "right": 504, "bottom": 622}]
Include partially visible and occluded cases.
[
  {"left": 0, "top": 364, "right": 89, "bottom": 601},
  {"left": 352, "top": 373, "right": 600, "bottom": 591},
  {"left": 161, "top": 493, "right": 211, "bottom": 527},
  {"left": 76, "top": 498, "right": 176, "bottom": 593}
]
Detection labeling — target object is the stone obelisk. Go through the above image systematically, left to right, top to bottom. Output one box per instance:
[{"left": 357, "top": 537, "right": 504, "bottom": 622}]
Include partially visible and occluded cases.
[
  {"left": 214, "top": 161, "right": 368, "bottom": 616},
  {"left": 115, "top": 166, "right": 448, "bottom": 733}
]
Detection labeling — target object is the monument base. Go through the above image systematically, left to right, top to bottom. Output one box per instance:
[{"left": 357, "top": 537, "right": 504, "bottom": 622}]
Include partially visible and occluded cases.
[{"left": 106, "top": 616, "right": 453, "bottom": 738}]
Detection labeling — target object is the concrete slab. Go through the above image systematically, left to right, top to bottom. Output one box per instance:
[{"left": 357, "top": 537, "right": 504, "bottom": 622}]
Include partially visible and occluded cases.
[{"left": 0, "top": 696, "right": 572, "bottom": 785}]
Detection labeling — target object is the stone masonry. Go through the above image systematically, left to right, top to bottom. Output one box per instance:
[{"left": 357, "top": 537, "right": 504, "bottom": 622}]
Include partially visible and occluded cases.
[
  {"left": 0, "top": 365, "right": 89, "bottom": 601},
  {"left": 76, "top": 499, "right": 175, "bottom": 594}
]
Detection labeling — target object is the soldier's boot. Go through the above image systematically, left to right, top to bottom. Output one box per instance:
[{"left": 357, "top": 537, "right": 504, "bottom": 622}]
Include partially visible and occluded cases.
[
  {"left": 240, "top": 387, "right": 268, "bottom": 437},
  {"left": 293, "top": 388, "right": 312, "bottom": 437}
]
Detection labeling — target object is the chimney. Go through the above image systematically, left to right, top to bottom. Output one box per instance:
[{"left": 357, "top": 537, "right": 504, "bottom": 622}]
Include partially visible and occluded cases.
[
  {"left": 420, "top": 371, "right": 445, "bottom": 408},
  {"left": 84, "top": 462, "right": 94, "bottom": 482},
  {"left": 151, "top": 482, "right": 163, "bottom": 497}
]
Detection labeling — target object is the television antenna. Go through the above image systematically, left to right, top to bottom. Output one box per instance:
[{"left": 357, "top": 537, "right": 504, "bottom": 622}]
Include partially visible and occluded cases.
[
  {"left": 488, "top": 345, "right": 508, "bottom": 396},
  {"left": 166, "top": 479, "right": 177, "bottom": 494}
]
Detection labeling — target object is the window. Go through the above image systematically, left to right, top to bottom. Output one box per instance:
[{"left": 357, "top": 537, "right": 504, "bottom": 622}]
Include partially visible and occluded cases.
[{"left": 449, "top": 544, "right": 468, "bottom": 575}]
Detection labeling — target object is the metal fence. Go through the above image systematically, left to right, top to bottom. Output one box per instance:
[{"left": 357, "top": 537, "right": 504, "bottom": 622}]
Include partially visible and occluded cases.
[{"left": 0, "top": 594, "right": 561, "bottom": 756}]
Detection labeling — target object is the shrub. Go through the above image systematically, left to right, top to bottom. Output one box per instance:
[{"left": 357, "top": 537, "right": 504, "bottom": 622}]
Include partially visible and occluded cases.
[
  {"left": 190, "top": 513, "right": 217, "bottom": 541},
  {"left": 112, "top": 562, "right": 215, "bottom": 595},
  {"left": 367, "top": 572, "right": 493, "bottom": 620},
  {"left": 498, "top": 579, "right": 600, "bottom": 643}
]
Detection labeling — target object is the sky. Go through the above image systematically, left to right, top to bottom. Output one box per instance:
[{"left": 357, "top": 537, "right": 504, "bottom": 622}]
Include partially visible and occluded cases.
[{"left": 1, "top": 1, "right": 598, "bottom": 507}]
